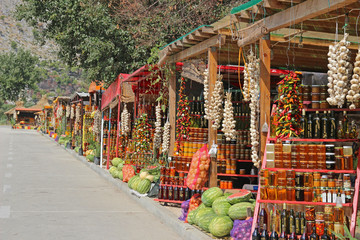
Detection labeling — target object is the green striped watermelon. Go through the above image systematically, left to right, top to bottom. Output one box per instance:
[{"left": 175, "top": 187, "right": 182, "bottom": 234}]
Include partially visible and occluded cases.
[
  {"left": 128, "top": 175, "right": 140, "bottom": 189},
  {"left": 136, "top": 179, "right": 151, "bottom": 194},
  {"left": 201, "top": 187, "right": 223, "bottom": 207},
  {"left": 212, "top": 202, "right": 231, "bottom": 216},
  {"left": 228, "top": 202, "right": 255, "bottom": 220},
  {"left": 209, "top": 216, "right": 233, "bottom": 238}
]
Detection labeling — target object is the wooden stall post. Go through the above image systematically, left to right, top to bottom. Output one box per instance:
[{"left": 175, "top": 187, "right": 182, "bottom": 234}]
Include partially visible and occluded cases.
[
  {"left": 259, "top": 35, "right": 271, "bottom": 163},
  {"left": 208, "top": 47, "right": 218, "bottom": 188},
  {"left": 168, "top": 63, "right": 176, "bottom": 157},
  {"left": 106, "top": 108, "right": 112, "bottom": 169},
  {"left": 100, "top": 111, "right": 104, "bottom": 168}
]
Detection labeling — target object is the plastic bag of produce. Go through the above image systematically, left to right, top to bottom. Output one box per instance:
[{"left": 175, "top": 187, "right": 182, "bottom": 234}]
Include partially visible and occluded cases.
[
  {"left": 186, "top": 144, "right": 210, "bottom": 190},
  {"left": 122, "top": 164, "right": 136, "bottom": 182},
  {"left": 185, "top": 194, "right": 202, "bottom": 223},
  {"left": 178, "top": 199, "right": 190, "bottom": 221},
  {"left": 230, "top": 218, "right": 253, "bottom": 240}
]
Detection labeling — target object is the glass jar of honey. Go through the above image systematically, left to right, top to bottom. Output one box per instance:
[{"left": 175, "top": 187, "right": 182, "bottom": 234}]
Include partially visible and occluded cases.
[
  {"left": 334, "top": 147, "right": 343, "bottom": 156},
  {"left": 343, "top": 155, "right": 353, "bottom": 170},
  {"left": 335, "top": 156, "right": 344, "bottom": 170},
  {"left": 275, "top": 159, "right": 283, "bottom": 168},
  {"left": 283, "top": 160, "right": 291, "bottom": 168},
  {"left": 299, "top": 160, "right": 308, "bottom": 169},
  {"left": 308, "top": 161, "right": 317, "bottom": 169},
  {"left": 278, "top": 170, "right": 286, "bottom": 178},
  {"left": 269, "top": 171, "right": 278, "bottom": 186},
  {"left": 313, "top": 172, "right": 321, "bottom": 180},
  {"left": 304, "top": 173, "right": 313, "bottom": 187},
  {"left": 320, "top": 177, "right": 328, "bottom": 188},
  {"left": 278, "top": 178, "right": 287, "bottom": 187},
  {"left": 287, "top": 178, "right": 295, "bottom": 187},
  {"left": 328, "top": 178, "right": 336, "bottom": 188},
  {"left": 313, "top": 179, "right": 320, "bottom": 187},
  {"left": 260, "top": 185, "right": 268, "bottom": 200},
  {"left": 268, "top": 186, "right": 277, "bottom": 200},
  {"left": 277, "top": 186, "right": 287, "bottom": 200},
  {"left": 286, "top": 186, "right": 295, "bottom": 201},
  {"left": 304, "top": 187, "right": 313, "bottom": 202},
  {"left": 315, "top": 212, "right": 324, "bottom": 221},
  {"left": 325, "top": 221, "right": 334, "bottom": 235}
]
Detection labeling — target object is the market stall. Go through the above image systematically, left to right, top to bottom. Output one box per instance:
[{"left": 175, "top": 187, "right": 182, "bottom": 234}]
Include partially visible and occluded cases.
[
  {"left": 156, "top": 0, "right": 360, "bottom": 238},
  {"left": 69, "top": 92, "right": 90, "bottom": 154},
  {"left": 52, "top": 96, "right": 70, "bottom": 137}
]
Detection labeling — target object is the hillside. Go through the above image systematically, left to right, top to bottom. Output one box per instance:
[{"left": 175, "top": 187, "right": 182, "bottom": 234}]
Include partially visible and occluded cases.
[{"left": 0, "top": 0, "right": 90, "bottom": 99}]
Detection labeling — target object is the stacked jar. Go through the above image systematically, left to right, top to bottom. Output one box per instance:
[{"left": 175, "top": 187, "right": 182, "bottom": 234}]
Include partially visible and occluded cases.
[{"left": 260, "top": 169, "right": 354, "bottom": 203}]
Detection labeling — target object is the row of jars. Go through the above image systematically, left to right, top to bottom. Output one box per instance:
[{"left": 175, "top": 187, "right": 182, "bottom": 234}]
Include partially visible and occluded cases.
[
  {"left": 217, "top": 130, "right": 251, "bottom": 145},
  {"left": 218, "top": 143, "right": 251, "bottom": 160},
  {"left": 268, "top": 143, "right": 352, "bottom": 155},
  {"left": 261, "top": 170, "right": 352, "bottom": 188}
]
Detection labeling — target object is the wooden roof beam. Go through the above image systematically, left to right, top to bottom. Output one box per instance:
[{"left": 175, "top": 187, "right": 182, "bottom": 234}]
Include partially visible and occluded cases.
[
  {"left": 237, "top": 0, "right": 357, "bottom": 48},
  {"left": 263, "top": 0, "right": 287, "bottom": 10},
  {"left": 277, "top": 0, "right": 302, "bottom": 3},
  {"left": 165, "top": 35, "right": 226, "bottom": 64}
]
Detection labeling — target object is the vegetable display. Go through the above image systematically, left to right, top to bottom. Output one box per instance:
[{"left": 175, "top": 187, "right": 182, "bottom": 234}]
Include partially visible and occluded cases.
[
  {"left": 327, "top": 33, "right": 352, "bottom": 108},
  {"left": 347, "top": 47, "right": 360, "bottom": 109},
  {"left": 246, "top": 51, "right": 260, "bottom": 168},
  {"left": 203, "top": 67, "right": 210, "bottom": 119},
  {"left": 274, "top": 72, "right": 303, "bottom": 140},
  {"left": 208, "top": 74, "right": 224, "bottom": 129},
  {"left": 175, "top": 77, "right": 191, "bottom": 154},
  {"left": 222, "top": 92, "right": 236, "bottom": 141},
  {"left": 153, "top": 102, "right": 162, "bottom": 150},
  {"left": 120, "top": 104, "right": 131, "bottom": 135},
  {"left": 132, "top": 114, "right": 152, "bottom": 157},
  {"left": 161, "top": 119, "right": 170, "bottom": 154},
  {"left": 186, "top": 144, "right": 210, "bottom": 190}
]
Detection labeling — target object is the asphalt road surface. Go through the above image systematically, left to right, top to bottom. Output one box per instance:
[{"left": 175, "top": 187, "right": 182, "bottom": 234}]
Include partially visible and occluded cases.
[{"left": 0, "top": 126, "right": 182, "bottom": 240}]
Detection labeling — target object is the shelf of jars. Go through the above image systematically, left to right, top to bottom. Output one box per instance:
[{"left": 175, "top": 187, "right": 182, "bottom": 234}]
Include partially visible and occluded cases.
[
  {"left": 82, "top": 111, "right": 94, "bottom": 153},
  {"left": 268, "top": 138, "right": 359, "bottom": 142},
  {"left": 217, "top": 173, "right": 258, "bottom": 177},
  {"left": 258, "top": 199, "right": 353, "bottom": 207}
]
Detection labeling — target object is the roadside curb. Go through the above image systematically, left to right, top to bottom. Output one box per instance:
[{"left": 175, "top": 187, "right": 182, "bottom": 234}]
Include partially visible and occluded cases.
[{"left": 40, "top": 133, "right": 212, "bottom": 240}]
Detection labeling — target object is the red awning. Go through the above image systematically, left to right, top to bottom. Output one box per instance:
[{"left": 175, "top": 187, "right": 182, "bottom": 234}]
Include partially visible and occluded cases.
[
  {"left": 101, "top": 73, "right": 130, "bottom": 110},
  {"left": 15, "top": 108, "right": 42, "bottom": 112}
]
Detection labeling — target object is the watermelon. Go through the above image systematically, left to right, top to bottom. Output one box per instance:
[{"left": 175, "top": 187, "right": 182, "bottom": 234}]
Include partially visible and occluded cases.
[
  {"left": 111, "top": 158, "right": 122, "bottom": 167},
  {"left": 145, "top": 165, "right": 160, "bottom": 175},
  {"left": 109, "top": 166, "right": 117, "bottom": 175},
  {"left": 112, "top": 169, "right": 119, "bottom": 178},
  {"left": 117, "top": 171, "right": 123, "bottom": 180},
  {"left": 128, "top": 175, "right": 140, "bottom": 189},
  {"left": 131, "top": 177, "right": 142, "bottom": 190},
  {"left": 136, "top": 179, "right": 151, "bottom": 194},
  {"left": 201, "top": 187, "right": 223, "bottom": 207},
  {"left": 226, "top": 189, "right": 252, "bottom": 204},
  {"left": 224, "top": 192, "right": 232, "bottom": 197},
  {"left": 212, "top": 196, "right": 228, "bottom": 206},
  {"left": 212, "top": 202, "right": 231, "bottom": 216},
  {"left": 228, "top": 202, "right": 255, "bottom": 220},
  {"left": 197, "top": 208, "right": 217, "bottom": 232},
  {"left": 187, "top": 209, "right": 197, "bottom": 225},
  {"left": 209, "top": 216, "right": 233, "bottom": 238}
]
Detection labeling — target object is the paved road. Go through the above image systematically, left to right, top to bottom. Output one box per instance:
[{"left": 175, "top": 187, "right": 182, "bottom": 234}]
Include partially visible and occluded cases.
[{"left": 0, "top": 126, "right": 182, "bottom": 240}]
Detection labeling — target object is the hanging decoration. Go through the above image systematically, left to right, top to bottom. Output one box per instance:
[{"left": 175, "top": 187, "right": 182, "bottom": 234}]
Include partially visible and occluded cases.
[
  {"left": 327, "top": 33, "right": 352, "bottom": 108},
  {"left": 347, "top": 47, "right": 360, "bottom": 109},
  {"left": 246, "top": 51, "right": 261, "bottom": 168},
  {"left": 243, "top": 63, "right": 251, "bottom": 101},
  {"left": 203, "top": 67, "right": 210, "bottom": 119},
  {"left": 274, "top": 72, "right": 303, "bottom": 140},
  {"left": 208, "top": 74, "right": 224, "bottom": 129},
  {"left": 175, "top": 77, "right": 191, "bottom": 155},
  {"left": 222, "top": 92, "right": 237, "bottom": 141},
  {"left": 153, "top": 102, "right": 162, "bottom": 149},
  {"left": 70, "top": 104, "right": 75, "bottom": 119},
  {"left": 75, "top": 104, "right": 81, "bottom": 124},
  {"left": 120, "top": 104, "right": 131, "bottom": 135},
  {"left": 56, "top": 105, "right": 63, "bottom": 119},
  {"left": 66, "top": 105, "right": 70, "bottom": 118},
  {"left": 93, "top": 110, "right": 101, "bottom": 141},
  {"left": 133, "top": 114, "right": 152, "bottom": 156},
  {"left": 161, "top": 119, "right": 170, "bottom": 154}
]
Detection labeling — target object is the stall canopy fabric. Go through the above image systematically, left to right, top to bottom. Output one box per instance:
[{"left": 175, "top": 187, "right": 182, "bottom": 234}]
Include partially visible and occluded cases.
[{"left": 101, "top": 73, "right": 130, "bottom": 110}]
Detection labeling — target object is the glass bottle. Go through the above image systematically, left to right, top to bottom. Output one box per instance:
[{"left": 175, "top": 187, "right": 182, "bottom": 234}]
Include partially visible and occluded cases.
[
  {"left": 300, "top": 109, "right": 307, "bottom": 138},
  {"left": 313, "top": 111, "right": 321, "bottom": 138},
  {"left": 321, "top": 111, "right": 328, "bottom": 139},
  {"left": 328, "top": 111, "right": 336, "bottom": 139},
  {"left": 343, "top": 111, "right": 348, "bottom": 138},
  {"left": 307, "top": 114, "right": 313, "bottom": 139},
  {"left": 337, "top": 121, "right": 344, "bottom": 139},
  {"left": 158, "top": 185, "right": 164, "bottom": 199},
  {"left": 168, "top": 185, "right": 173, "bottom": 200},
  {"left": 173, "top": 185, "right": 178, "bottom": 201},
  {"left": 179, "top": 186, "right": 184, "bottom": 201},
  {"left": 184, "top": 187, "right": 190, "bottom": 200},
  {"left": 334, "top": 193, "right": 344, "bottom": 223},
  {"left": 281, "top": 203, "right": 288, "bottom": 234},
  {"left": 259, "top": 204, "right": 268, "bottom": 232},
  {"left": 289, "top": 209, "right": 296, "bottom": 234},
  {"left": 295, "top": 212, "right": 301, "bottom": 235},
  {"left": 252, "top": 223, "right": 261, "bottom": 240},
  {"left": 261, "top": 224, "right": 270, "bottom": 240},
  {"left": 270, "top": 224, "right": 279, "bottom": 240},
  {"left": 279, "top": 224, "right": 287, "bottom": 240},
  {"left": 309, "top": 226, "right": 317, "bottom": 240},
  {"left": 300, "top": 227, "right": 307, "bottom": 240},
  {"left": 320, "top": 227, "right": 329, "bottom": 240},
  {"left": 288, "top": 231, "right": 296, "bottom": 240}
]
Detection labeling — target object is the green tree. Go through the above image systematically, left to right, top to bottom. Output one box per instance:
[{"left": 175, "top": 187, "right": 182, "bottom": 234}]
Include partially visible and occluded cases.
[
  {"left": 16, "top": 0, "right": 144, "bottom": 84},
  {"left": 0, "top": 48, "right": 42, "bottom": 101}
]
